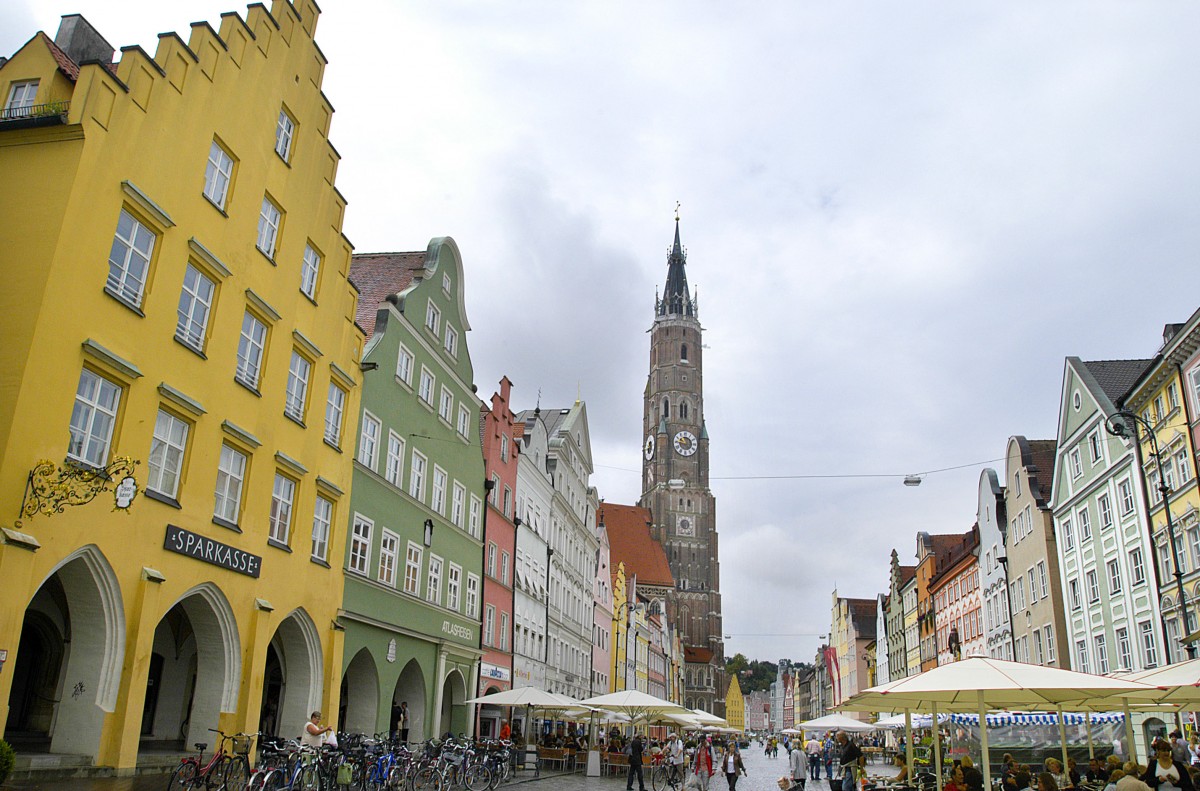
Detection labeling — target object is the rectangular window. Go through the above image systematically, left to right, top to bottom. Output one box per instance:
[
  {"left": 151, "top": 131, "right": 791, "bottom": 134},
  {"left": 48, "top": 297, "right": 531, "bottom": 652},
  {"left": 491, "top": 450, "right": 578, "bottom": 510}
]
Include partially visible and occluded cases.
[
  {"left": 4, "top": 80, "right": 38, "bottom": 116},
  {"left": 275, "top": 108, "right": 295, "bottom": 161},
  {"left": 203, "top": 140, "right": 235, "bottom": 209},
  {"left": 256, "top": 196, "right": 282, "bottom": 258},
  {"left": 107, "top": 208, "right": 155, "bottom": 308},
  {"left": 300, "top": 244, "right": 320, "bottom": 298},
  {"left": 175, "top": 264, "right": 215, "bottom": 351},
  {"left": 425, "top": 301, "right": 440, "bottom": 334},
  {"left": 236, "top": 311, "right": 267, "bottom": 389},
  {"left": 444, "top": 325, "right": 458, "bottom": 357},
  {"left": 396, "top": 345, "right": 414, "bottom": 385},
  {"left": 284, "top": 350, "right": 311, "bottom": 422},
  {"left": 419, "top": 367, "right": 434, "bottom": 404},
  {"left": 1190, "top": 367, "right": 1200, "bottom": 415},
  {"left": 68, "top": 369, "right": 122, "bottom": 466},
  {"left": 324, "top": 382, "right": 346, "bottom": 446},
  {"left": 1169, "top": 382, "right": 1180, "bottom": 410},
  {"left": 439, "top": 386, "right": 453, "bottom": 422},
  {"left": 457, "top": 405, "right": 470, "bottom": 438},
  {"left": 147, "top": 409, "right": 189, "bottom": 499},
  {"left": 358, "top": 412, "right": 381, "bottom": 469},
  {"left": 1088, "top": 430, "right": 1102, "bottom": 463},
  {"left": 385, "top": 431, "right": 404, "bottom": 486},
  {"left": 213, "top": 444, "right": 247, "bottom": 524},
  {"left": 1177, "top": 447, "right": 1192, "bottom": 484},
  {"left": 1070, "top": 448, "right": 1083, "bottom": 479},
  {"left": 409, "top": 451, "right": 427, "bottom": 500},
  {"left": 432, "top": 466, "right": 447, "bottom": 514},
  {"left": 269, "top": 473, "right": 296, "bottom": 544},
  {"left": 1118, "top": 478, "right": 1135, "bottom": 515},
  {"left": 451, "top": 482, "right": 465, "bottom": 527},
  {"left": 503, "top": 486, "right": 512, "bottom": 519},
  {"left": 1098, "top": 493, "right": 1113, "bottom": 529},
  {"left": 469, "top": 495, "right": 483, "bottom": 537},
  {"left": 311, "top": 496, "right": 332, "bottom": 562},
  {"left": 1078, "top": 507, "right": 1092, "bottom": 540},
  {"left": 349, "top": 515, "right": 371, "bottom": 574},
  {"left": 1061, "top": 518, "right": 1074, "bottom": 550},
  {"left": 1190, "top": 526, "right": 1200, "bottom": 572},
  {"left": 378, "top": 530, "right": 399, "bottom": 587},
  {"left": 405, "top": 542, "right": 423, "bottom": 595},
  {"left": 488, "top": 543, "right": 497, "bottom": 577},
  {"left": 1131, "top": 547, "right": 1147, "bottom": 585},
  {"left": 501, "top": 551, "right": 510, "bottom": 585},
  {"left": 427, "top": 555, "right": 443, "bottom": 604},
  {"left": 1108, "top": 558, "right": 1122, "bottom": 593},
  {"left": 1037, "top": 560, "right": 1049, "bottom": 598},
  {"left": 448, "top": 563, "right": 462, "bottom": 611},
  {"left": 1027, "top": 568, "right": 1038, "bottom": 604},
  {"left": 1085, "top": 569, "right": 1100, "bottom": 602},
  {"left": 467, "top": 573, "right": 480, "bottom": 618},
  {"left": 1068, "top": 579, "right": 1081, "bottom": 610},
  {"left": 484, "top": 605, "right": 496, "bottom": 646},
  {"left": 500, "top": 613, "right": 509, "bottom": 651},
  {"left": 1141, "top": 620, "right": 1159, "bottom": 667},
  {"left": 1044, "top": 625, "right": 1056, "bottom": 662},
  {"left": 1116, "top": 627, "right": 1132, "bottom": 672},
  {"left": 1033, "top": 629, "right": 1044, "bottom": 664},
  {"left": 1095, "top": 634, "right": 1109, "bottom": 674},
  {"left": 1076, "top": 640, "right": 1090, "bottom": 673}
]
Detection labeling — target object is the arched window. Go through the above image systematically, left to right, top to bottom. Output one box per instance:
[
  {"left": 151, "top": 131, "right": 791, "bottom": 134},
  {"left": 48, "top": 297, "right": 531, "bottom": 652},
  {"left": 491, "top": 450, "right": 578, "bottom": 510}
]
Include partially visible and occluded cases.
[
  {"left": 681, "top": 343, "right": 688, "bottom": 362},
  {"left": 663, "top": 398, "right": 669, "bottom": 419},
  {"left": 680, "top": 400, "right": 689, "bottom": 420}
]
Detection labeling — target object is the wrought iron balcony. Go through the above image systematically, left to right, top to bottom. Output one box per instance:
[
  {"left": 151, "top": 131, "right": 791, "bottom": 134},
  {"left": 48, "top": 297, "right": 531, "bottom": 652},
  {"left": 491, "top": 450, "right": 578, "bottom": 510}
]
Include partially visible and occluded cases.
[{"left": 1, "top": 101, "right": 70, "bottom": 129}]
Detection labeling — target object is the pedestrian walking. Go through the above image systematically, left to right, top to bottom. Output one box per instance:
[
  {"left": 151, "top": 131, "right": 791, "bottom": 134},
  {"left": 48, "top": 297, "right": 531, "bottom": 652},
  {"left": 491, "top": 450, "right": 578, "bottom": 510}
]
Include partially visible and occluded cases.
[
  {"left": 837, "top": 731, "right": 864, "bottom": 791},
  {"left": 627, "top": 733, "right": 647, "bottom": 791},
  {"left": 691, "top": 735, "right": 716, "bottom": 791},
  {"left": 806, "top": 735, "right": 823, "bottom": 781},
  {"left": 823, "top": 736, "right": 836, "bottom": 781},
  {"left": 789, "top": 739, "right": 808, "bottom": 790},
  {"left": 722, "top": 743, "right": 748, "bottom": 791}
]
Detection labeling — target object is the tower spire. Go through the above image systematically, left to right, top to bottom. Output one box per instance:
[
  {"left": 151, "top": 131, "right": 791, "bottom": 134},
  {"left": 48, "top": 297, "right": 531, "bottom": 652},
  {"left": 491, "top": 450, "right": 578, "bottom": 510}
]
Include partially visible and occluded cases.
[{"left": 660, "top": 203, "right": 694, "bottom": 318}]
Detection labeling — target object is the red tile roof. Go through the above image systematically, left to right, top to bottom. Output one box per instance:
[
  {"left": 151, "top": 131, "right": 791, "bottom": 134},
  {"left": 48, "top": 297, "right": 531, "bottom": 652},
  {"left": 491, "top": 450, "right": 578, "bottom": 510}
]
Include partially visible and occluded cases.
[
  {"left": 40, "top": 33, "right": 81, "bottom": 80},
  {"left": 348, "top": 252, "right": 426, "bottom": 339},
  {"left": 599, "top": 503, "right": 674, "bottom": 589},
  {"left": 898, "top": 565, "right": 916, "bottom": 586},
  {"left": 684, "top": 646, "right": 714, "bottom": 663}
]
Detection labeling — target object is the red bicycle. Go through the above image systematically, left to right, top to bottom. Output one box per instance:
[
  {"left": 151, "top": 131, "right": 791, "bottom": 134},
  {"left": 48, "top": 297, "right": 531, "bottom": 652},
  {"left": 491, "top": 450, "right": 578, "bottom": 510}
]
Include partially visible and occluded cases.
[{"left": 166, "top": 728, "right": 254, "bottom": 790}]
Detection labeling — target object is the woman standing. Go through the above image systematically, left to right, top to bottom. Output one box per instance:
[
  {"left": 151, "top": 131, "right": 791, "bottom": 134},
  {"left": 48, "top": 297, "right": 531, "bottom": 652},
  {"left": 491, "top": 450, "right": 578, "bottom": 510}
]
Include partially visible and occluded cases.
[
  {"left": 1141, "top": 739, "right": 1196, "bottom": 791},
  {"left": 722, "top": 743, "right": 747, "bottom": 790}
]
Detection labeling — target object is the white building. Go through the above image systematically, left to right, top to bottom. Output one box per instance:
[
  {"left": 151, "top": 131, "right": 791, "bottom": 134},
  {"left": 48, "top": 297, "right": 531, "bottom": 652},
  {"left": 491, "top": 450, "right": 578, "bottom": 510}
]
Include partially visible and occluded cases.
[
  {"left": 513, "top": 411, "right": 552, "bottom": 701},
  {"left": 977, "top": 468, "right": 1014, "bottom": 659}
]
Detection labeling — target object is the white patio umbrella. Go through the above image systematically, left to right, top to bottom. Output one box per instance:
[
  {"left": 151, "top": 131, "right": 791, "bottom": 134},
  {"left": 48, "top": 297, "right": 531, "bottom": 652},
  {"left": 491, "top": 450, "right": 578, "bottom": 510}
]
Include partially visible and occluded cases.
[
  {"left": 839, "top": 656, "right": 1160, "bottom": 791},
  {"left": 465, "top": 687, "right": 584, "bottom": 743},
  {"left": 577, "top": 690, "right": 690, "bottom": 726},
  {"left": 690, "top": 708, "right": 728, "bottom": 727},
  {"left": 800, "top": 713, "right": 877, "bottom": 733}
]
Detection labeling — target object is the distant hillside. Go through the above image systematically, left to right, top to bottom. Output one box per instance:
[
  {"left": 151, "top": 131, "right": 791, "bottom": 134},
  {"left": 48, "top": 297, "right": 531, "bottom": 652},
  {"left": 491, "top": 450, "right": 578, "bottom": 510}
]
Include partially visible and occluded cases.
[{"left": 725, "top": 654, "right": 813, "bottom": 693}]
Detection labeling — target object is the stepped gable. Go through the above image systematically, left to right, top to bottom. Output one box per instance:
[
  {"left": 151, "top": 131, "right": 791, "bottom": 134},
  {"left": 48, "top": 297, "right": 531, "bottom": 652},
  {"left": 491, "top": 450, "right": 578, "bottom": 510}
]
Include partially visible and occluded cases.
[
  {"left": 348, "top": 251, "right": 425, "bottom": 339},
  {"left": 599, "top": 502, "right": 673, "bottom": 589}
]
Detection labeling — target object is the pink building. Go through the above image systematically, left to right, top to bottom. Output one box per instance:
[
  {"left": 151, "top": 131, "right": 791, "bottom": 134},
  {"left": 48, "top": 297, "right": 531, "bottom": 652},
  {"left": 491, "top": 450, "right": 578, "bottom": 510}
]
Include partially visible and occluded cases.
[
  {"left": 476, "top": 377, "right": 518, "bottom": 737},
  {"left": 593, "top": 514, "right": 613, "bottom": 695},
  {"left": 931, "top": 525, "right": 983, "bottom": 665}
]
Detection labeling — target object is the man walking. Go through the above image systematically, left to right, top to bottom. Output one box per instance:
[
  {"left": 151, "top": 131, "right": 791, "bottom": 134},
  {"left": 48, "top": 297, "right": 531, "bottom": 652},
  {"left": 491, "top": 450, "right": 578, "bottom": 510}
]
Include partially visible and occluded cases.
[
  {"left": 837, "top": 731, "right": 864, "bottom": 791},
  {"left": 627, "top": 732, "right": 647, "bottom": 791},
  {"left": 668, "top": 732, "right": 686, "bottom": 787},
  {"left": 806, "top": 735, "right": 823, "bottom": 781}
]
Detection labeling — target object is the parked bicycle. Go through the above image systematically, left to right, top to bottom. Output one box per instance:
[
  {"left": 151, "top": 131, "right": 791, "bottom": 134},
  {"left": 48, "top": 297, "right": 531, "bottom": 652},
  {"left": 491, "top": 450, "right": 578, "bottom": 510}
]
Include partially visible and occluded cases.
[{"left": 166, "top": 728, "right": 254, "bottom": 791}]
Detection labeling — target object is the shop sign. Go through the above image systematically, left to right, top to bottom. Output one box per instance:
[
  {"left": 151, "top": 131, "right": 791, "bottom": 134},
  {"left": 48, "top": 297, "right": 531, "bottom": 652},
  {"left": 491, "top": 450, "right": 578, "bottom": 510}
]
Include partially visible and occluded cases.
[
  {"left": 114, "top": 476, "right": 138, "bottom": 510},
  {"left": 164, "top": 524, "right": 262, "bottom": 578},
  {"left": 440, "top": 620, "right": 472, "bottom": 641},
  {"left": 480, "top": 663, "right": 511, "bottom": 682}
]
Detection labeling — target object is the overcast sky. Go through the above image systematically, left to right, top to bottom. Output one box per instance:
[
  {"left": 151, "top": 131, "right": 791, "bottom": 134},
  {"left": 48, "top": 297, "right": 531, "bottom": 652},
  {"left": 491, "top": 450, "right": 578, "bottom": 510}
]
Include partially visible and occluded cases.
[{"left": 6, "top": 1, "right": 1200, "bottom": 670}]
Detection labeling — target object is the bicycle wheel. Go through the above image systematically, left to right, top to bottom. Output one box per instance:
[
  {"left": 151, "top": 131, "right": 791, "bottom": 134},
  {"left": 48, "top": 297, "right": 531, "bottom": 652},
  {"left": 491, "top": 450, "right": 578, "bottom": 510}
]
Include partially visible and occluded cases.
[
  {"left": 222, "top": 755, "right": 251, "bottom": 790},
  {"left": 168, "top": 761, "right": 200, "bottom": 790},
  {"left": 299, "top": 762, "right": 321, "bottom": 791},
  {"left": 386, "top": 764, "right": 407, "bottom": 790},
  {"left": 463, "top": 764, "right": 491, "bottom": 791},
  {"left": 651, "top": 765, "right": 668, "bottom": 791},
  {"left": 411, "top": 766, "right": 441, "bottom": 791},
  {"left": 258, "top": 768, "right": 285, "bottom": 791}
]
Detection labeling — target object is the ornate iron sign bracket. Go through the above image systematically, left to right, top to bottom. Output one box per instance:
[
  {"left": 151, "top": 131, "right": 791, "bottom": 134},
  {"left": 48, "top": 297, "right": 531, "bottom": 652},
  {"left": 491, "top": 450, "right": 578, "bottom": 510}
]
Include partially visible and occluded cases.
[{"left": 20, "top": 457, "right": 140, "bottom": 519}]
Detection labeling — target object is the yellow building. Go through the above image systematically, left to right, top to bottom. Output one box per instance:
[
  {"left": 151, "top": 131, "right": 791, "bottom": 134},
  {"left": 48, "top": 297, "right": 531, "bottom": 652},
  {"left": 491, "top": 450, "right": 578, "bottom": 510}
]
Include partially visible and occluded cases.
[
  {"left": 0, "top": 1, "right": 362, "bottom": 774},
  {"left": 1123, "top": 314, "right": 1200, "bottom": 662},
  {"left": 724, "top": 675, "right": 745, "bottom": 733}
]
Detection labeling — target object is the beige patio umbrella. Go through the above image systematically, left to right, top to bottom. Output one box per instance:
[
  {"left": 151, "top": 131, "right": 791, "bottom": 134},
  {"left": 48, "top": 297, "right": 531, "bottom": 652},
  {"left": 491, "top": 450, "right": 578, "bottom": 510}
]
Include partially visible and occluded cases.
[
  {"left": 839, "top": 655, "right": 1160, "bottom": 791},
  {"left": 465, "top": 687, "right": 584, "bottom": 742},
  {"left": 577, "top": 690, "right": 690, "bottom": 727},
  {"left": 690, "top": 708, "right": 728, "bottom": 727}
]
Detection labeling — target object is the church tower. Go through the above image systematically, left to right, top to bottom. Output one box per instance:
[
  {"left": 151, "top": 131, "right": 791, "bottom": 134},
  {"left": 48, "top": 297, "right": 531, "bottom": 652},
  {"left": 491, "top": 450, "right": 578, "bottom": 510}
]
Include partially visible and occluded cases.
[{"left": 639, "top": 216, "right": 726, "bottom": 714}]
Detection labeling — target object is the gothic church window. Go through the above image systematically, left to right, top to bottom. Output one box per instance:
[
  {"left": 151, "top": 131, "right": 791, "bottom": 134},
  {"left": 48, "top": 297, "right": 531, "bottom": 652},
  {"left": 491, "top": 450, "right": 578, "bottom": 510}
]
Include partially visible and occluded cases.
[
  {"left": 681, "top": 343, "right": 688, "bottom": 362},
  {"left": 663, "top": 398, "right": 669, "bottom": 418},
  {"left": 680, "top": 400, "right": 689, "bottom": 419}
]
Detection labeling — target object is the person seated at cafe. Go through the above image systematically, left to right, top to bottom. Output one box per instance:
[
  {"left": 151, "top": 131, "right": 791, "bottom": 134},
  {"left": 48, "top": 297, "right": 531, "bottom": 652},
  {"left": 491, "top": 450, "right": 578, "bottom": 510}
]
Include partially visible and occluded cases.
[
  {"left": 574, "top": 733, "right": 588, "bottom": 751},
  {"left": 890, "top": 754, "right": 910, "bottom": 785},
  {"left": 961, "top": 757, "right": 984, "bottom": 791},
  {"left": 1046, "top": 758, "right": 1072, "bottom": 790},
  {"left": 1068, "top": 758, "right": 1082, "bottom": 788},
  {"left": 1088, "top": 758, "right": 1113, "bottom": 783},
  {"left": 945, "top": 764, "right": 969, "bottom": 791},
  {"left": 1013, "top": 767, "right": 1034, "bottom": 790},
  {"left": 1104, "top": 769, "right": 1125, "bottom": 791},
  {"left": 1039, "top": 773, "right": 1061, "bottom": 791}
]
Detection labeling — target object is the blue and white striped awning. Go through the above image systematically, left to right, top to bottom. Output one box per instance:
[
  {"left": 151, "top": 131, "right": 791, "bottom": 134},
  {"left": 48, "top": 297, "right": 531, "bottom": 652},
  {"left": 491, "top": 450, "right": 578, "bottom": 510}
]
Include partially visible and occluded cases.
[{"left": 948, "top": 712, "right": 1125, "bottom": 727}]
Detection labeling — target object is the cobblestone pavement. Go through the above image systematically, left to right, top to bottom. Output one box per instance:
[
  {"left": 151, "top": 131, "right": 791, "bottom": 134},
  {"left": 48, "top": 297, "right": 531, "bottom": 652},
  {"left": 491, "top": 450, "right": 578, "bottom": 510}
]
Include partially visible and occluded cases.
[{"left": 0, "top": 744, "right": 886, "bottom": 791}]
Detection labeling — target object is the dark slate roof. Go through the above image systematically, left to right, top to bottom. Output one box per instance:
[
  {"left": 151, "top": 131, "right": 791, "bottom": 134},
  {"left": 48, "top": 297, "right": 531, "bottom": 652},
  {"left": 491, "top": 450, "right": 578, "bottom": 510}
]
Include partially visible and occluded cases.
[
  {"left": 348, "top": 251, "right": 425, "bottom": 339},
  {"left": 1082, "top": 359, "right": 1154, "bottom": 404},
  {"left": 1027, "top": 439, "right": 1058, "bottom": 504},
  {"left": 849, "top": 599, "right": 878, "bottom": 640}
]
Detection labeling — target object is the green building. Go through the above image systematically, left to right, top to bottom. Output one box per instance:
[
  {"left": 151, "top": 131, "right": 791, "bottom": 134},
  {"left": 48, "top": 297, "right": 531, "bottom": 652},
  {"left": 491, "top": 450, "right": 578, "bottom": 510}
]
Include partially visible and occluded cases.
[{"left": 341, "top": 238, "right": 485, "bottom": 739}]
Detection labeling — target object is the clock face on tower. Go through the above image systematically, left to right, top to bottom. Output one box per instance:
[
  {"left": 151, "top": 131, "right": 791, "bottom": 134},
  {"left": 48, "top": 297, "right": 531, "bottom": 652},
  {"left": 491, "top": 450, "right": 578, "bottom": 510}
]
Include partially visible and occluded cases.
[
  {"left": 673, "top": 430, "right": 697, "bottom": 456},
  {"left": 644, "top": 434, "right": 656, "bottom": 461}
]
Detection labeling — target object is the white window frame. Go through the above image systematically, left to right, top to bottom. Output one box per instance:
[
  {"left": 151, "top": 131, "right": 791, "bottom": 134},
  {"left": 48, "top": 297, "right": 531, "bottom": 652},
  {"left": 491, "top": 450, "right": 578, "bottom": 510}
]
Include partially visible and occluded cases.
[
  {"left": 4, "top": 80, "right": 39, "bottom": 116},
  {"left": 275, "top": 107, "right": 295, "bottom": 161},
  {"left": 203, "top": 140, "right": 234, "bottom": 209},
  {"left": 256, "top": 196, "right": 283, "bottom": 258},
  {"left": 107, "top": 208, "right": 155, "bottom": 308},
  {"left": 300, "top": 244, "right": 321, "bottom": 298},
  {"left": 175, "top": 263, "right": 215, "bottom": 352},
  {"left": 425, "top": 301, "right": 440, "bottom": 335},
  {"left": 236, "top": 311, "right": 268, "bottom": 389},
  {"left": 444, "top": 325, "right": 458, "bottom": 358},
  {"left": 396, "top": 345, "right": 414, "bottom": 386},
  {"left": 284, "top": 349, "right": 312, "bottom": 422},
  {"left": 419, "top": 367, "right": 434, "bottom": 404},
  {"left": 68, "top": 369, "right": 122, "bottom": 467},
  {"left": 324, "top": 382, "right": 346, "bottom": 446},
  {"left": 438, "top": 385, "right": 453, "bottom": 422},
  {"left": 457, "top": 405, "right": 471, "bottom": 438},
  {"left": 147, "top": 409, "right": 189, "bottom": 499},
  {"left": 359, "top": 412, "right": 381, "bottom": 469},
  {"left": 1088, "top": 429, "right": 1102, "bottom": 463},
  {"left": 385, "top": 430, "right": 405, "bottom": 487},
  {"left": 213, "top": 443, "right": 247, "bottom": 525},
  {"left": 1070, "top": 448, "right": 1083, "bottom": 479},
  {"left": 409, "top": 451, "right": 427, "bottom": 501},
  {"left": 432, "top": 465, "right": 447, "bottom": 514},
  {"left": 269, "top": 473, "right": 296, "bottom": 545},
  {"left": 451, "top": 481, "right": 465, "bottom": 527},
  {"left": 1098, "top": 493, "right": 1113, "bottom": 529},
  {"left": 311, "top": 495, "right": 332, "bottom": 562},
  {"left": 469, "top": 495, "right": 482, "bottom": 539},
  {"left": 1078, "top": 506, "right": 1092, "bottom": 540},
  {"left": 349, "top": 515, "right": 372, "bottom": 575},
  {"left": 1061, "top": 518, "right": 1073, "bottom": 550},
  {"left": 379, "top": 529, "right": 399, "bottom": 587},
  {"left": 405, "top": 542, "right": 423, "bottom": 595},
  {"left": 488, "top": 543, "right": 497, "bottom": 577},
  {"left": 1130, "top": 547, "right": 1147, "bottom": 585},
  {"left": 501, "top": 551, "right": 510, "bottom": 585},
  {"left": 427, "top": 554, "right": 443, "bottom": 604},
  {"left": 1107, "top": 558, "right": 1122, "bottom": 593},
  {"left": 1037, "top": 560, "right": 1049, "bottom": 598},
  {"left": 448, "top": 563, "right": 462, "bottom": 611},
  {"left": 1085, "top": 569, "right": 1100, "bottom": 602},
  {"left": 467, "top": 573, "right": 480, "bottom": 618},
  {"left": 1068, "top": 579, "right": 1081, "bottom": 610},
  {"left": 484, "top": 605, "right": 496, "bottom": 646},
  {"left": 500, "top": 613, "right": 509, "bottom": 651},
  {"left": 1140, "top": 620, "right": 1159, "bottom": 667},
  {"left": 1044, "top": 624, "right": 1056, "bottom": 662},
  {"left": 1115, "top": 627, "right": 1132, "bottom": 672}
]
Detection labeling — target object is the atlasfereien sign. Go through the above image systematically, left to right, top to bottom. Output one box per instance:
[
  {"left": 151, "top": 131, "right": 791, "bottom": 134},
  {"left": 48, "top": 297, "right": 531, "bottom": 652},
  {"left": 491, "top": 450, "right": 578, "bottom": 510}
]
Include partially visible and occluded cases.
[{"left": 163, "top": 524, "right": 262, "bottom": 578}]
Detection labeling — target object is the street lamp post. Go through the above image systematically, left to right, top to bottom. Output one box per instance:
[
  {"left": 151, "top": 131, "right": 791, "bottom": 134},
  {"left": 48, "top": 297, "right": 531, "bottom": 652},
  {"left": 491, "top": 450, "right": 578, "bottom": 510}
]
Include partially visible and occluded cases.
[{"left": 1106, "top": 409, "right": 1198, "bottom": 660}]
